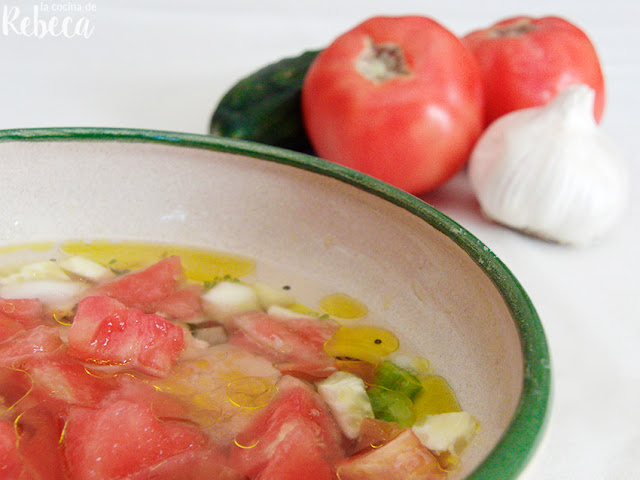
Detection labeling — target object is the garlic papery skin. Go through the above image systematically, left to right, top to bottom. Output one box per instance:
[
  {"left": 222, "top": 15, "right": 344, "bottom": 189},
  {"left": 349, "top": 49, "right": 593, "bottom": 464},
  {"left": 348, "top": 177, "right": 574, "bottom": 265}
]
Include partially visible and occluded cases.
[{"left": 468, "top": 85, "right": 629, "bottom": 245}]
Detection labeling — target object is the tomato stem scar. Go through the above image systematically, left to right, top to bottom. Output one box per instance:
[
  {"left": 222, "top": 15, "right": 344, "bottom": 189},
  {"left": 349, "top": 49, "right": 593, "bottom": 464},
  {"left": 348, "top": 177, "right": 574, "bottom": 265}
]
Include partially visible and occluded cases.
[
  {"left": 489, "top": 18, "right": 537, "bottom": 38},
  {"left": 356, "top": 38, "right": 411, "bottom": 83}
]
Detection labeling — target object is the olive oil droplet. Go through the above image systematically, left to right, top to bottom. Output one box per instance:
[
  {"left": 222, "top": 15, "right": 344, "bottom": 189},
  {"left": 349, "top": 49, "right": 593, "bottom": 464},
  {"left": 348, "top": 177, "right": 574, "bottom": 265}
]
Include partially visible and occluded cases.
[{"left": 319, "top": 293, "right": 367, "bottom": 319}]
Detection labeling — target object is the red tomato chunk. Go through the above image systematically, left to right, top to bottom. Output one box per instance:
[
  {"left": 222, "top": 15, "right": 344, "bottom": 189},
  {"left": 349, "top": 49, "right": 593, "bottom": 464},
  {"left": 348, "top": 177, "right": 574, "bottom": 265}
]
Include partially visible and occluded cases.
[
  {"left": 89, "top": 256, "right": 204, "bottom": 322},
  {"left": 89, "top": 256, "right": 182, "bottom": 310},
  {"left": 67, "top": 295, "right": 185, "bottom": 376},
  {"left": 0, "top": 297, "right": 44, "bottom": 342},
  {"left": 227, "top": 311, "right": 339, "bottom": 379},
  {"left": 0, "top": 325, "right": 63, "bottom": 366},
  {"left": 229, "top": 375, "right": 345, "bottom": 478},
  {"left": 65, "top": 399, "right": 214, "bottom": 479},
  {"left": 11, "top": 405, "right": 67, "bottom": 480},
  {"left": 0, "top": 419, "right": 23, "bottom": 478},
  {"left": 336, "top": 429, "right": 446, "bottom": 480}
]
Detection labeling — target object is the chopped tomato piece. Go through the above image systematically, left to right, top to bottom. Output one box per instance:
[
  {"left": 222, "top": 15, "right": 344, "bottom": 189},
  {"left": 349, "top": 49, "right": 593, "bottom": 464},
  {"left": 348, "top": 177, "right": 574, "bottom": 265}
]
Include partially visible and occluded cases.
[
  {"left": 89, "top": 256, "right": 182, "bottom": 312},
  {"left": 88, "top": 257, "right": 205, "bottom": 321},
  {"left": 153, "top": 283, "right": 204, "bottom": 321},
  {"left": 67, "top": 296, "right": 184, "bottom": 376},
  {"left": 0, "top": 297, "right": 44, "bottom": 325},
  {"left": 0, "top": 298, "right": 44, "bottom": 342},
  {"left": 227, "top": 311, "right": 338, "bottom": 379},
  {"left": 0, "top": 319, "right": 24, "bottom": 344},
  {"left": 0, "top": 325, "right": 63, "bottom": 366},
  {"left": 21, "top": 351, "right": 116, "bottom": 408},
  {"left": 0, "top": 365, "right": 36, "bottom": 414},
  {"left": 230, "top": 375, "right": 344, "bottom": 478},
  {"left": 63, "top": 398, "right": 210, "bottom": 480},
  {"left": 13, "top": 405, "right": 67, "bottom": 480},
  {"left": 351, "top": 417, "right": 404, "bottom": 454},
  {"left": 0, "top": 419, "right": 22, "bottom": 476},
  {"left": 255, "top": 422, "right": 336, "bottom": 480},
  {"left": 336, "top": 429, "right": 446, "bottom": 480},
  {"left": 127, "top": 448, "right": 246, "bottom": 480}
]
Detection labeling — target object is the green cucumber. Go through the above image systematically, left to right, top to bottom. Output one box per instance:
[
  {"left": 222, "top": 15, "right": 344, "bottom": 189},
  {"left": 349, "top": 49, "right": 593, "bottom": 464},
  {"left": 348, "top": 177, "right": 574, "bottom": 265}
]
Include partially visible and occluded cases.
[{"left": 209, "top": 49, "right": 320, "bottom": 154}]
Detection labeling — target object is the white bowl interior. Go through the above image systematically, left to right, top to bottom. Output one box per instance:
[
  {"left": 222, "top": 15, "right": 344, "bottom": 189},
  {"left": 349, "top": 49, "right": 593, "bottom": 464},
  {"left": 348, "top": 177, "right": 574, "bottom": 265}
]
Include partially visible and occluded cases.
[{"left": 0, "top": 137, "right": 530, "bottom": 479}]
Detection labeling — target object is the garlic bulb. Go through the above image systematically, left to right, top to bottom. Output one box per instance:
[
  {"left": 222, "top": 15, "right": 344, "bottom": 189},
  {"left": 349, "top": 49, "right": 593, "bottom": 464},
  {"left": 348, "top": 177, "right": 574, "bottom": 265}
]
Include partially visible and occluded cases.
[{"left": 468, "top": 85, "right": 629, "bottom": 245}]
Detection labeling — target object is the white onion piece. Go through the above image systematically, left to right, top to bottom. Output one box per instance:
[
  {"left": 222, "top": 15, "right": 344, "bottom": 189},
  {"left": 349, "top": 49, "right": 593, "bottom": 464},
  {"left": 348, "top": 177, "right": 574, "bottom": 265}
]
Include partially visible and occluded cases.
[{"left": 0, "top": 280, "right": 86, "bottom": 308}]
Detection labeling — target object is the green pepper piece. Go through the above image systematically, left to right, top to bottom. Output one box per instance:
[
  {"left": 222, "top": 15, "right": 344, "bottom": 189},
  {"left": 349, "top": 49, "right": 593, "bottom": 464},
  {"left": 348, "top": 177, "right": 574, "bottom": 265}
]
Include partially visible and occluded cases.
[
  {"left": 374, "top": 360, "right": 424, "bottom": 400},
  {"left": 367, "top": 386, "right": 416, "bottom": 428}
]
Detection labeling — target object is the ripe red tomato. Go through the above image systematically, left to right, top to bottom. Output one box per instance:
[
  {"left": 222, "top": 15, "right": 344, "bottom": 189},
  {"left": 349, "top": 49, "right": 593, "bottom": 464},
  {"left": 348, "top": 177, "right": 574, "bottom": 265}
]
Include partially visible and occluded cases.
[
  {"left": 301, "top": 16, "right": 484, "bottom": 194},
  {"left": 462, "top": 16, "right": 605, "bottom": 126}
]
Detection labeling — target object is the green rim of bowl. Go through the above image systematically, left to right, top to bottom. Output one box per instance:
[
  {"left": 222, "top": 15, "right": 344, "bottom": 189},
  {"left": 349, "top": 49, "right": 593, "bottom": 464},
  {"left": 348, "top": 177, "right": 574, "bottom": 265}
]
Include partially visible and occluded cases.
[{"left": 0, "top": 127, "right": 551, "bottom": 479}]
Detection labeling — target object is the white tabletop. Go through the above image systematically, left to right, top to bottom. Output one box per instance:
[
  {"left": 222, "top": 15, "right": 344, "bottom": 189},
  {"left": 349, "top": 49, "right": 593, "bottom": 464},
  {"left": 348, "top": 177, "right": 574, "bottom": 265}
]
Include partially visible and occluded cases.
[{"left": 1, "top": 1, "right": 638, "bottom": 479}]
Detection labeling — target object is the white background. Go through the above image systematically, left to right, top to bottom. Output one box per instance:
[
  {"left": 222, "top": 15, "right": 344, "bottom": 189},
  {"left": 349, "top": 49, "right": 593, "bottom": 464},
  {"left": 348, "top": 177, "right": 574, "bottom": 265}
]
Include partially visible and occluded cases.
[{"left": 1, "top": 1, "right": 638, "bottom": 479}]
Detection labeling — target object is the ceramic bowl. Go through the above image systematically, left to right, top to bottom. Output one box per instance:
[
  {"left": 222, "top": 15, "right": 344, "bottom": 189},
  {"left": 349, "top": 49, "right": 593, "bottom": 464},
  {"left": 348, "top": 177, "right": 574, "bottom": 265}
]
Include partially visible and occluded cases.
[{"left": 0, "top": 127, "right": 550, "bottom": 479}]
